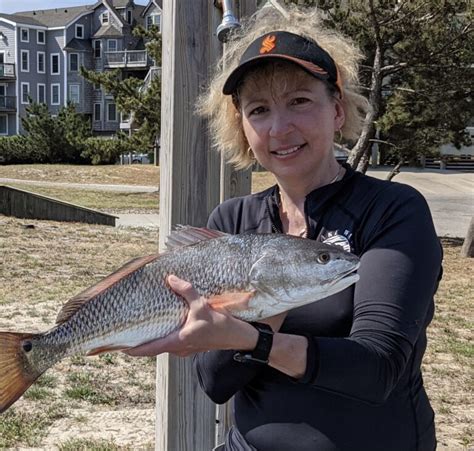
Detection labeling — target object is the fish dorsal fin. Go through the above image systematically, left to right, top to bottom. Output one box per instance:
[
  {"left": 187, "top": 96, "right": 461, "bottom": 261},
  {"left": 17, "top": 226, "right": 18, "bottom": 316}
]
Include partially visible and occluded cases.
[
  {"left": 165, "top": 226, "right": 227, "bottom": 251},
  {"left": 56, "top": 254, "right": 159, "bottom": 325}
]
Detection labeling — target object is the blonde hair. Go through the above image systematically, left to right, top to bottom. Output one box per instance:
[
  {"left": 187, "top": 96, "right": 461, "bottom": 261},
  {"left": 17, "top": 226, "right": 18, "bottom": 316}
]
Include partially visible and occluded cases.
[{"left": 197, "top": 3, "right": 369, "bottom": 169}]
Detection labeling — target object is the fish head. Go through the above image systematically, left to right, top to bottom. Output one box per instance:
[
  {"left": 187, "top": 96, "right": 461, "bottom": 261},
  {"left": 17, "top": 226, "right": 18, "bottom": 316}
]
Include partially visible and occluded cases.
[{"left": 248, "top": 236, "right": 360, "bottom": 318}]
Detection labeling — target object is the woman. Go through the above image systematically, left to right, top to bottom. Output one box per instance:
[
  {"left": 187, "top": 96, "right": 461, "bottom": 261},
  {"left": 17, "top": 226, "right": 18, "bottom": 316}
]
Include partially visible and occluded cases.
[{"left": 128, "top": 5, "right": 442, "bottom": 450}]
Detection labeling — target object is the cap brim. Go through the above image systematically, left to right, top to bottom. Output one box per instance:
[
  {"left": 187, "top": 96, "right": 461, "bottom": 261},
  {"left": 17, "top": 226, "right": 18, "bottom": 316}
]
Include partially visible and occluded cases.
[{"left": 222, "top": 54, "right": 330, "bottom": 95}]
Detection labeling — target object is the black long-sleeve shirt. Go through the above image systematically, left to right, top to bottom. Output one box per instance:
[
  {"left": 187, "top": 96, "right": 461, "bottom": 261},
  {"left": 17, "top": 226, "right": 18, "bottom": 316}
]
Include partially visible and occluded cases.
[{"left": 194, "top": 165, "right": 442, "bottom": 451}]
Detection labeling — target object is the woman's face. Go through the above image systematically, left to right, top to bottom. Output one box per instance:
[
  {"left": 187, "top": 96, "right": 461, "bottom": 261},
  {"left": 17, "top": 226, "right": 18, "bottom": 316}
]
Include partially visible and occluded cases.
[{"left": 239, "top": 66, "right": 345, "bottom": 183}]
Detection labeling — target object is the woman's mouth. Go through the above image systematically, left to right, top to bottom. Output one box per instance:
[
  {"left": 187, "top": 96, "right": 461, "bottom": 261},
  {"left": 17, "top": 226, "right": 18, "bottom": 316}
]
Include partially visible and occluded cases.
[{"left": 271, "top": 144, "right": 305, "bottom": 157}]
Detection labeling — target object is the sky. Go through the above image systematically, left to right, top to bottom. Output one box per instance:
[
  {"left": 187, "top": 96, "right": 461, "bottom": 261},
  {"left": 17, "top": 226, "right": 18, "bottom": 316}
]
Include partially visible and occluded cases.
[{"left": 0, "top": 0, "right": 148, "bottom": 15}]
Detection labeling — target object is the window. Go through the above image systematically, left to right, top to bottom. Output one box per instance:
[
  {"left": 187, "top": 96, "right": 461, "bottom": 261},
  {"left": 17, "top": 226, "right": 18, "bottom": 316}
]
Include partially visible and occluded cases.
[
  {"left": 127, "top": 10, "right": 132, "bottom": 24},
  {"left": 101, "top": 12, "right": 109, "bottom": 24},
  {"left": 147, "top": 14, "right": 161, "bottom": 31},
  {"left": 75, "top": 24, "right": 84, "bottom": 39},
  {"left": 20, "top": 28, "right": 29, "bottom": 42},
  {"left": 37, "top": 30, "right": 45, "bottom": 44},
  {"left": 107, "top": 39, "right": 117, "bottom": 52},
  {"left": 93, "top": 40, "right": 101, "bottom": 58},
  {"left": 21, "top": 50, "right": 29, "bottom": 72},
  {"left": 37, "top": 52, "right": 45, "bottom": 73},
  {"left": 69, "top": 53, "right": 79, "bottom": 72},
  {"left": 51, "top": 54, "right": 60, "bottom": 75},
  {"left": 21, "top": 82, "right": 30, "bottom": 104},
  {"left": 37, "top": 84, "right": 46, "bottom": 104},
  {"left": 51, "top": 84, "right": 60, "bottom": 105},
  {"left": 69, "top": 85, "right": 80, "bottom": 104},
  {"left": 93, "top": 103, "right": 101, "bottom": 121},
  {"left": 107, "top": 103, "right": 117, "bottom": 121},
  {"left": 0, "top": 115, "right": 7, "bottom": 135}
]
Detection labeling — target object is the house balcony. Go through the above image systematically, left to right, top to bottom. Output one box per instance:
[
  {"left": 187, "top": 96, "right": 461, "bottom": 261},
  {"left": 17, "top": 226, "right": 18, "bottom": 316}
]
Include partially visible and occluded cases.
[
  {"left": 104, "top": 50, "right": 148, "bottom": 69},
  {"left": 0, "top": 63, "right": 16, "bottom": 80},
  {"left": 0, "top": 96, "right": 16, "bottom": 112}
]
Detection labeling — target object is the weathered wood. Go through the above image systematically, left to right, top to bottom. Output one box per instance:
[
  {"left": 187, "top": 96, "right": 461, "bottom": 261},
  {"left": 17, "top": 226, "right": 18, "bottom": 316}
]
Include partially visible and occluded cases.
[
  {"left": 219, "top": 0, "right": 255, "bottom": 203},
  {"left": 156, "top": 1, "right": 223, "bottom": 450},
  {"left": 216, "top": 1, "right": 257, "bottom": 445},
  {"left": 0, "top": 185, "right": 117, "bottom": 226},
  {"left": 461, "top": 217, "right": 474, "bottom": 258}
]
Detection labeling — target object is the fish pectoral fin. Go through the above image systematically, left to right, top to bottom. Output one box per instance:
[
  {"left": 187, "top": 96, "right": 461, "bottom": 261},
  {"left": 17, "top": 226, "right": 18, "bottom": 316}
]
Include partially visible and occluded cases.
[
  {"left": 208, "top": 291, "right": 256, "bottom": 313},
  {"left": 86, "top": 344, "right": 132, "bottom": 356}
]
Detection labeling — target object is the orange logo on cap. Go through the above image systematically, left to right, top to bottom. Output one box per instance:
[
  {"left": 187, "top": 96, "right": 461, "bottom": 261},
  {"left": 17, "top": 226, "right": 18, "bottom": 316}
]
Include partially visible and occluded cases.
[{"left": 260, "top": 35, "right": 276, "bottom": 54}]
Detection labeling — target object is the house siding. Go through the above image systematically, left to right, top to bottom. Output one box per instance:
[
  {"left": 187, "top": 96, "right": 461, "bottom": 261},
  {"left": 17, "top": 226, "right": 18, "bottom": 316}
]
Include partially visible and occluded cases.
[{"left": 0, "top": 0, "right": 154, "bottom": 138}]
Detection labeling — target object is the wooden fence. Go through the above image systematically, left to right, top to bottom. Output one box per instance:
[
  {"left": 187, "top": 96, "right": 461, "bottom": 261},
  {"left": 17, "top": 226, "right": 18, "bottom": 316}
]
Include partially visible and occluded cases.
[{"left": 0, "top": 185, "right": 117, "bottom": 226}]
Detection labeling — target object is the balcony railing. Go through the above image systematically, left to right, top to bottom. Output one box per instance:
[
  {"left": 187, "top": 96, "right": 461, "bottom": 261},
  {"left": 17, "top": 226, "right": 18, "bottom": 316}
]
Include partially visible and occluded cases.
[
  {"left": 104, "top": 50, "right": 148, "bottom": 68},
  {"left": 0, "top": 63, "right": 16, "bottom": 79},
  {"left": 142, "top": 66, "right": 161, "bottom": 92},
  {"left": 0, "top": 96, "right": 16, "bottom": 111}
]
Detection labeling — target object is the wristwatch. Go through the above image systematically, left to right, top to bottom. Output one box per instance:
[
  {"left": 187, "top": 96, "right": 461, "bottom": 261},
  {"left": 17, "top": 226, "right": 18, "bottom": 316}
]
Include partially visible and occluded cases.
[{"left": 233, "top": 322, "right": 274, "bottom": 364}]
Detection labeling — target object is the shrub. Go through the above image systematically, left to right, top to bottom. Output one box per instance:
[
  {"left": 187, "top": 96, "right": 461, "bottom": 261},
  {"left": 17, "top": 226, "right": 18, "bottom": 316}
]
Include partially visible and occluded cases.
[
  {"left": 0, "top": 136, "right": 49, "bottom": 164},
  {"left": 81, "top": 137, "right": 127, "bottom": 165}
]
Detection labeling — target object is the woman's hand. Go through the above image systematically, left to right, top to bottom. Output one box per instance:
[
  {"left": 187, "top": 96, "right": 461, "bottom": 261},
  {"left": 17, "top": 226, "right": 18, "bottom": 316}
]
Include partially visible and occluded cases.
[{"left": 125, "top": 275, "right": 286, "bottom": 358}]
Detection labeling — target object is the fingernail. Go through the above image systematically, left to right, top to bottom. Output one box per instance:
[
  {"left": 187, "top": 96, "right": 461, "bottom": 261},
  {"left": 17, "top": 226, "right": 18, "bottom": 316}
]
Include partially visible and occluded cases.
[{"left": 168, "top": 274, "right": 178, "bottom": 284}]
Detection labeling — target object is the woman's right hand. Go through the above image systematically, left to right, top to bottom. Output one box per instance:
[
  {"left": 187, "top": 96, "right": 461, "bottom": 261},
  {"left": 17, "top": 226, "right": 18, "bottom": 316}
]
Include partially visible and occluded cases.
[{"left": 124, "top": 275, "right": 261, "bottom": 357}]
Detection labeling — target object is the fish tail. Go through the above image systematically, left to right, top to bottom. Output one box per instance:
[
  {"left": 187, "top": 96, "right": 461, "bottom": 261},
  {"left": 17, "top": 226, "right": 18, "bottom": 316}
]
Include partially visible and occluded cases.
[{"left": 0, "top": 332, "right": 42, "bottom": 413}]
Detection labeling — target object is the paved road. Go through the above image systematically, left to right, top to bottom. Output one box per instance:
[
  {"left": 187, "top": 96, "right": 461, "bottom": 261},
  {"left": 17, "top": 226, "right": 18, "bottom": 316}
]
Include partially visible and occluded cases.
[
  {"left": 117, "top": 168, "right": 473, "bottom": 238},
  {"left": 367, "top": 168, "right": 473, "bottom": 238},
  {"left": 2, "top": 169, "right": 472, "bottom": 237},
  {"left": 0, "top": 177, "right": 158, "bottom": 193}
]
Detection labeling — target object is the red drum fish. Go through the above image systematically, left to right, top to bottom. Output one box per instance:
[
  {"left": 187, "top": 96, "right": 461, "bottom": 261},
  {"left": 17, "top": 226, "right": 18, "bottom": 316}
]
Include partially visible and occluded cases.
[{"left": 0, "top": 227, "right": 360, "bottom": 413}]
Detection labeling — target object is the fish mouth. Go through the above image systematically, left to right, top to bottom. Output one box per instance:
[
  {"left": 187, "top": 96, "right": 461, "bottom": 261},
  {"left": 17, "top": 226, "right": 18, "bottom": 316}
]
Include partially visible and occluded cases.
[{"left": 330, "top": 264, "right": 360, "bottom": 287}]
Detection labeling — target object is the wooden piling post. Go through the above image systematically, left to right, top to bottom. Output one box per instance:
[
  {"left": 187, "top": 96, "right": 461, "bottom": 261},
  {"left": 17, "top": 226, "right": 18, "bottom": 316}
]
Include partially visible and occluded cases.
[
  {"left": 156, "top": 1, "right": 223, "bottom": 450},
  {"left": 157, "top": 1, "right": 257, "bottom": 448}
]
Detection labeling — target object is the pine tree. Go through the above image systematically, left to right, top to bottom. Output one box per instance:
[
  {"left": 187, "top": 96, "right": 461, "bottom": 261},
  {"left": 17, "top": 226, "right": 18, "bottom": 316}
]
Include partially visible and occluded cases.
[
  {"left": 283, "top": 0, "right": 473, "bottom": 173},
  {"left": 80, "top": 26, "right": 162, "bottom": 156},
  {"left": 21, "top": 101, "right": 92, "bottom": 163}
]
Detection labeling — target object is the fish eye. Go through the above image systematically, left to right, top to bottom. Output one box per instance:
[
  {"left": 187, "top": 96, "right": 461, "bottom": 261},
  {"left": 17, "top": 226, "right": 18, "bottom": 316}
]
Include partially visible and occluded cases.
[
  {"left": 317, "top": 252, "right": 330, "bottom": 264},
  {"left": 22, "top": 341, "right": 33, "bottom": 353}
]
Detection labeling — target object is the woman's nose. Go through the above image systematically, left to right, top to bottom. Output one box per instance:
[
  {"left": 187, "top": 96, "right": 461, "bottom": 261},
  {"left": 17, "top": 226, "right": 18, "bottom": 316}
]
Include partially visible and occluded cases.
[{"left": 268, "top": 112, "right": 293, "bottom": 138}]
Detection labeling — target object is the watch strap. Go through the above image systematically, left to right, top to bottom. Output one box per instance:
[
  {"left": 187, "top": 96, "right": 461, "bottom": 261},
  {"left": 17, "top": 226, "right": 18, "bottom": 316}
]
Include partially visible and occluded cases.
[{"left": 233, "top": 322, "right": 274, "bottom": 364}]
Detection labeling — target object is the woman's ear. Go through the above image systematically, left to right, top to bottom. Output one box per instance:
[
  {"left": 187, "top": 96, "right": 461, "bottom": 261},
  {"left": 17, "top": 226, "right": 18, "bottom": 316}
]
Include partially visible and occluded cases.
[{"left": 334, "top": 97, "right": 345, "bottom": 131}]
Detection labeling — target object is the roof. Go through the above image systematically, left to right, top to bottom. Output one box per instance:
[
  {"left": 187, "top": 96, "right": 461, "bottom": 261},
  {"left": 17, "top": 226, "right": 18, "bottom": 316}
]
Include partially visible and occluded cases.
[
  {"left": 110, "top": 0, "right": 134, "bottom": 8},
  {"left": 142, "top": 0, "right": 162, "bottom": 17},
  {"left": 5, "top": 1, "right": 140, "bottom": 28},
  {"left": 11, "top": 5, "right": 93, "bottom": 28},
  {"left": 132, "top": 5, "right": 146, "bottom": 24},
  {"left": 0, "top": 13, "right": 45, "bottom": 27},
  {"left": 92, "top": 24, "right": 123, "bottom": 38},
  {"left": 64, "top": 38, "right": 93, "bottom": 52}
]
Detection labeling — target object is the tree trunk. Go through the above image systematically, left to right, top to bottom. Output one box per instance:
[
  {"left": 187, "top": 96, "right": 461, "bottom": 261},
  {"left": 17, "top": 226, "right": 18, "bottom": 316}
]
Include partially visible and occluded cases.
[
  {"left": 347, "top": 1, "right": 384, "bottom": 173},
  {"left": 386, "top": 158, "right": 404, "bottom": 181},
  {"left": 461, "top": 217, "right": 474, "bottom": 258}
]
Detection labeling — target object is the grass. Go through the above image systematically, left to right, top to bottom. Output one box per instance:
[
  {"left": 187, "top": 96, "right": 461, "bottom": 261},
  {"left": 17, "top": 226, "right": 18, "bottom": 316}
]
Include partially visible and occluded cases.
[
  {"left": 0, "top": 164, "right": 159, "bottom": 186},
  {"left": 0, "top": 165, "right": 471, "bottom": 449},
  {"left": 0, "top": 165, "right": 273, "bottom": 213},
  {"left": 5, "top": 183, "right": 159, "bottom": 213},
  {"left": 0, "top": 403, "right": 65, "bottom": 448},
  {"left": 58, "top": 438, "right": 134, "bottom": 451}
]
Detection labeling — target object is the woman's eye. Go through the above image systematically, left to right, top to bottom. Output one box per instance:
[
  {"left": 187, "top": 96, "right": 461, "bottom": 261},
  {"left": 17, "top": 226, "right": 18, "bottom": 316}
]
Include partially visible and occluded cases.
[
  {"left": 291, "top": 97, "right": 310, "bottom": 106},
  {"left": 249, "top": 106, "right": 267, "bottom": 116}
]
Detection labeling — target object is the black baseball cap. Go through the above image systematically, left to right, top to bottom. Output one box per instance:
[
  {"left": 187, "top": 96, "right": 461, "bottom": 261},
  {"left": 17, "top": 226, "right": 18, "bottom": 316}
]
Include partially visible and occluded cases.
[{"left": 223, "top": 31, "right": 342, "bottom": 97}]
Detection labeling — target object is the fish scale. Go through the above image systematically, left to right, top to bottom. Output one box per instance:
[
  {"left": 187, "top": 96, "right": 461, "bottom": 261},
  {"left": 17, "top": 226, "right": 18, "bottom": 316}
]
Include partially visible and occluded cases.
[{"left": 0, "top": 227, "right": 360, "bottom": 413}]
